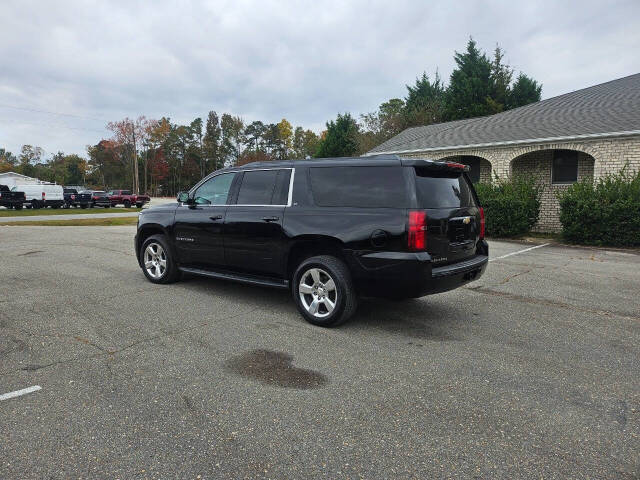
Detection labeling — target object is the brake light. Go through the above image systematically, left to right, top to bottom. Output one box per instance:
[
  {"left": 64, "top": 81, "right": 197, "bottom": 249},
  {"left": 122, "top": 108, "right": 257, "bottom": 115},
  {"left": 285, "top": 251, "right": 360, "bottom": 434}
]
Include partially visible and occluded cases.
[
  {"left": 447, "top": 162, "right": 466, "bottom": 169},
  {"left": 42, "top": 192, "right": 45, "bottom": 199},
  {"left": 71, "top": 194, "right": 75, "bottom": 200},
  {"left": 479, "top": 207, "right": 485, "bottom": 240},
  {"left": 408, "top": 210, "right": 427, "bottom": 251}
]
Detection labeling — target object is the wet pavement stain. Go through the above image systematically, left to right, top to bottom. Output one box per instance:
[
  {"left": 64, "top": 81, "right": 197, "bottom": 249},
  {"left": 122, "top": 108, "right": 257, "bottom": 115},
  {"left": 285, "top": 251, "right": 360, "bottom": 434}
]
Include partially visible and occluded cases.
[{"left": 225, "top": 349, "right": 328, "bottom": 390}]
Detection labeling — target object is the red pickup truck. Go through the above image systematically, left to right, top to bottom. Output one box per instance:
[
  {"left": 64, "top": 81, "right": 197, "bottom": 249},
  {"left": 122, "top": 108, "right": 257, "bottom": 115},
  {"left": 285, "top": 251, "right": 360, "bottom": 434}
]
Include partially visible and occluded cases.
[{"left": 107, "top": 190, "right": 150, "bottom": 208}]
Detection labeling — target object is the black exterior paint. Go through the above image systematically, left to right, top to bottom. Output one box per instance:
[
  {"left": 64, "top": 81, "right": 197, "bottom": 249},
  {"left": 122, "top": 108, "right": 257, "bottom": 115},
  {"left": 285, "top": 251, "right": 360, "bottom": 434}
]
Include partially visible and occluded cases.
[{"left": 136, "top": 155, "right": 488, "bottom": 298}]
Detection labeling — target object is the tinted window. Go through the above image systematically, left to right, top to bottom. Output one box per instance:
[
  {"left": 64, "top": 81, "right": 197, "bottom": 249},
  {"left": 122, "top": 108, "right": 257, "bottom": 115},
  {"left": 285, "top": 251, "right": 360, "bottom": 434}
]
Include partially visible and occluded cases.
[
  {"left": 552, "top": 150, "right": 578, "bottom": 183},
  {"left": 310, "top": 166, "right": 407, "bottom": 208},
  {"left": 414, "top": 168, "right": 476, "bottom": 208},
  {"left": 237, "top": 170, "right": 283, "bottom": 205},
  {"left": 193, "top": 173, "right": 235, "bottom": 205},
  {"left": 64, "top": 189, "right": 77, "bottom": 194},
  {"left": 122, "top": 190, "right": 132, "bottom": 195}
]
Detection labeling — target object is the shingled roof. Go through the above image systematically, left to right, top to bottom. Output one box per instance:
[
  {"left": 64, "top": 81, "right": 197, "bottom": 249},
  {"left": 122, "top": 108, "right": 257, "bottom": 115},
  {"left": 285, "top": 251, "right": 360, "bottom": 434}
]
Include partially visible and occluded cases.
[{"left": 366, "top": 73, "right": 640, "bottom": 155}]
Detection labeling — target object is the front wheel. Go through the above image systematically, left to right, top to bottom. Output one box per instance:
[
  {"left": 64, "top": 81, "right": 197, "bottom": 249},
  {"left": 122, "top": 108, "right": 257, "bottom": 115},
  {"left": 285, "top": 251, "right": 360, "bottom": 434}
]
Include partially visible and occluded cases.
[
  {"left": 124, "top": 200, "right": 131, "bottom": 208},
  {"left": 140, "top": 234, "right": 181, "bottom": 284},
  {"left": 292, "top": 255, "right": 357, "bottom": 327}
]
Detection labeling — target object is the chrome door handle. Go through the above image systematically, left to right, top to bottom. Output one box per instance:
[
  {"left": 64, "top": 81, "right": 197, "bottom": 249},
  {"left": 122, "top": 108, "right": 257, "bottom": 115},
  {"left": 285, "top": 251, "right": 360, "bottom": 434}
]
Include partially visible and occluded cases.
[
  {"left": 210, "top": 215, "right": 223, "bottom": 221},
  {"left": 262, "top": 216, "right": 279, "bottom": 222}
]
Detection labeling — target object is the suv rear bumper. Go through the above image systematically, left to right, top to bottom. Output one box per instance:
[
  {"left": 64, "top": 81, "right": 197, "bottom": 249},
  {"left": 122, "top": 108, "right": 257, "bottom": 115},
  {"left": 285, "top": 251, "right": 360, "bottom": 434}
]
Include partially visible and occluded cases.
[{"left": 350, "top": 240, "right": 489, "bottom": 298}]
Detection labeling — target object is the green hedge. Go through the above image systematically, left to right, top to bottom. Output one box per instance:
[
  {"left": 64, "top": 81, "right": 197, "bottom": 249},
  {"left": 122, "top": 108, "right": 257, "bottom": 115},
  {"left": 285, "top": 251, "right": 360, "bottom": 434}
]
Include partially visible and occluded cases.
[
  {"left": 558, "top": 168, "right": 640, "bottom": 246},
  {"left": 475, "top": 176, "right": 542, "bottom": 237}
]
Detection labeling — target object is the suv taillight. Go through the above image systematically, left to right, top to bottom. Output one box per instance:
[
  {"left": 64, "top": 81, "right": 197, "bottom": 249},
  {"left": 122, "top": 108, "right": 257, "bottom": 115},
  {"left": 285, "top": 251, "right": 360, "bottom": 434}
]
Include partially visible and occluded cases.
[
  {"left": 479, "top": 207, "right": 485, "bottom": 240},
  {"left": 408, "top": 210, "right": 427, "bottom": 251}
]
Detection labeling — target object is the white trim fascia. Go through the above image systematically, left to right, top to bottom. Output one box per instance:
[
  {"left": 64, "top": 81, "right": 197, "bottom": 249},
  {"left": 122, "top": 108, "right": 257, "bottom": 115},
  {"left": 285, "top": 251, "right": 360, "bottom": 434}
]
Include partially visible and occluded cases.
[{"left": 363, "top": 129, "right": 640, "bottom": 156}]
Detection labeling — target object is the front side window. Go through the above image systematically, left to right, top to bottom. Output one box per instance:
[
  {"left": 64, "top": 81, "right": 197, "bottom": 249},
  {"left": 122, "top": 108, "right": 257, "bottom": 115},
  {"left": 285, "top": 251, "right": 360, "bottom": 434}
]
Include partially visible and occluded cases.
[
  {"left": 552, "top": 150, "right": 578, "bottom": 183},
  {"left": 309, "top": 166, "right": 407, "bottom": 208},
  {"left": 236, "top": 169, "right": 291, "bottom": 205},
  {"left": 193, "top": 173, "right": 235, "bottom": 205}
]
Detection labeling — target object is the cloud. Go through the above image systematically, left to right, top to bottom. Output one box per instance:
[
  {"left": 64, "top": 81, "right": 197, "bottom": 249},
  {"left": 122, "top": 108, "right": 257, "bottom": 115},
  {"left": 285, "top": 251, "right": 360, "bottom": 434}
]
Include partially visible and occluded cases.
[{"left": 1, "top": 0, "right": 639, "bottom": 156}]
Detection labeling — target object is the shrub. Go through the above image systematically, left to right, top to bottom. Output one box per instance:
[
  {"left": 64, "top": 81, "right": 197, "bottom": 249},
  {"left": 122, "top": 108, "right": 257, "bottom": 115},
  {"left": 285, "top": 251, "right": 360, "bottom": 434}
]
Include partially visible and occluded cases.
[
  {"left": 558, "top": 168, "right": 640, "bottom": 246},
  {"left": 475, "top": 175, "right": 542, "bottom": 237}
]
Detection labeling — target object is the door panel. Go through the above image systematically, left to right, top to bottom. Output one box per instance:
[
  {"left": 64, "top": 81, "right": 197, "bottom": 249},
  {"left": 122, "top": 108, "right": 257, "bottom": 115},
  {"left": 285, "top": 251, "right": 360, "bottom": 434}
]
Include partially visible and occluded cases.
[
  {"left": 223, "top": 168, "right": 292, "bottom": 277},
  {"left": 173, "top": 172, "right": 236, "bottom": 269},
  {"left": 173, "top": 205, "right": 227, "bottom": 268},
  {"left": 223, "top": 206, "right": 287, "bottom": 276}
]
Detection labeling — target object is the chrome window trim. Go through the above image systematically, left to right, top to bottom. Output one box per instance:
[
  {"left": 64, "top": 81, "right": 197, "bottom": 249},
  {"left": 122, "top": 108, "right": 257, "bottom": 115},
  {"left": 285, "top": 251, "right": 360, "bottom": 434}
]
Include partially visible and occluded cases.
[{"left": 180, "top": 167, "right": 295, "bottom": 208}]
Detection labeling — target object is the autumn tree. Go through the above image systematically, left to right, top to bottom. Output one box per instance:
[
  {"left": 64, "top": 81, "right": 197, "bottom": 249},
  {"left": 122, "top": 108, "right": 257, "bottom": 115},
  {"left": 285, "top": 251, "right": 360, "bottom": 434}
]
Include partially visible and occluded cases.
[
  {"left": 204, "top": 111, "right": 222, "bottom": 172},
  {"left": 220, "top": 114, "right": 244, "bottom": 167},
  {"left": 107, "top": 116, "right": 149, "bottom": 193},
  {"left": 292, "top": 127, "right": 319, "bottom": 159},
  {"left": 0, "top": 148, "right": 18, "bottom": 173}
]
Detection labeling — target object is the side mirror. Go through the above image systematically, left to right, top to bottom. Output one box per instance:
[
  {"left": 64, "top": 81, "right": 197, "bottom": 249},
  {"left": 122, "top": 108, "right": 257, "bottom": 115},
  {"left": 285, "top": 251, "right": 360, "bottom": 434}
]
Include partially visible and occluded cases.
[{"left": 177, "top": 191, "right": 191, "bottom": 204}]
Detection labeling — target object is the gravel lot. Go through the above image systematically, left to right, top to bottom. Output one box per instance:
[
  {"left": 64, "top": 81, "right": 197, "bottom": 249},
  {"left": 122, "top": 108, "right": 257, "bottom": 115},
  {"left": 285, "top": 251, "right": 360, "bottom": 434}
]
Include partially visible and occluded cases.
[{"left": 1, "top": 226, "right": 638, "bottom": 479}]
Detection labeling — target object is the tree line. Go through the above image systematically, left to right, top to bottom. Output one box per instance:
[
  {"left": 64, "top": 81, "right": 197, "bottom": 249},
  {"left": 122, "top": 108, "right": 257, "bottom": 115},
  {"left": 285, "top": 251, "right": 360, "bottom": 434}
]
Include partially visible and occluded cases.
[{"left": 0, "top": 39, "right": 541, "bottom": 196}]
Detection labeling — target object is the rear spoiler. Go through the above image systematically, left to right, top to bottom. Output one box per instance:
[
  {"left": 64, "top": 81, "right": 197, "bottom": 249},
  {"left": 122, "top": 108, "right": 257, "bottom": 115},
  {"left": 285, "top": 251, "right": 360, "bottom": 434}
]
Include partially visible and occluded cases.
[{"left": 400, "top": 158, "right": 470, "bottom": 173}]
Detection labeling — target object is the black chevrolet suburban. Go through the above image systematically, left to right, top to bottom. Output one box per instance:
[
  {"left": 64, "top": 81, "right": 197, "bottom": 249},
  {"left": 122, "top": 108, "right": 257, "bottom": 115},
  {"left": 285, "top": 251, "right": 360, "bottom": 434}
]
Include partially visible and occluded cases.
[{"left": 135, "top": 155, "right": 488, "bottom": 326}]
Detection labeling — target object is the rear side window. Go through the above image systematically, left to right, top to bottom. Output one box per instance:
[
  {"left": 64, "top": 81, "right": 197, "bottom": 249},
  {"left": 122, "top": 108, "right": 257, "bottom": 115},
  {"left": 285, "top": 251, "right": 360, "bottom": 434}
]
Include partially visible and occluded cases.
[
  {"left": 309, "top": 166, "right": 407, "bottom": 208},
  {"left": 414, "top": 168, "right": 476, "bottom": 208},
  {"left": 237, "top": 169, "right": 291, "bottom": 205}
]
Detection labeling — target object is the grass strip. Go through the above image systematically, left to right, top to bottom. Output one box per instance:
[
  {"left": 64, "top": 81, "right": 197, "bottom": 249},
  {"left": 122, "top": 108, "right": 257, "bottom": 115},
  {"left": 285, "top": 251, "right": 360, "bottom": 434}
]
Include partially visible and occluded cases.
[
  {"left": 0, "top": 207, "right": 142, "bottom": 217},
  {"left": 0, "top": 217, "right": 138, "bottom": 227}
]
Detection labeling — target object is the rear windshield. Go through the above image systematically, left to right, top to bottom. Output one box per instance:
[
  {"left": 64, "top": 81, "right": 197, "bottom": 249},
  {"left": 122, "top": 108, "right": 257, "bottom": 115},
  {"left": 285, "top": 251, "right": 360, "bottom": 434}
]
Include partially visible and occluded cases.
[
  {"left": 309, "top": 166, "right": 407, "bottom": 208},
  {"left": 414, "top": 168, "right": 476, "bottom": 208}
]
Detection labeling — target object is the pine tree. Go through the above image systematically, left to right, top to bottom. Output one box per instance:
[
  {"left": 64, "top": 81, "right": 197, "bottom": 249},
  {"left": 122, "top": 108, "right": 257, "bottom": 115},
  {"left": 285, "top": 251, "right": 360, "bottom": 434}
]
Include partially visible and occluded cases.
[
  {"left": 445, "top": 38, "right": 494, "bottom": 120},
  {"left": 508, "top": 73, "right": 542, "bottom": 109},
  {"left": 315, "top": 113, "right": 359, "bottom": 158}
]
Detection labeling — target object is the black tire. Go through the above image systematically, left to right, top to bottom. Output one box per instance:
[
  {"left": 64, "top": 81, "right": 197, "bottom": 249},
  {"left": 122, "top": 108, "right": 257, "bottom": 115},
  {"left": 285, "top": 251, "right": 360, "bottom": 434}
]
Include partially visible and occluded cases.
[
  {"left": 31, "top": 200, "right": 40, "bottom": 209},
  {"left": 124, "top": 200, "right": 131, "bottom": 208},
  {"left": 136, "top": 203, "right": 143, "bottom": 208},
  {"left": 15, "top": 204, "right": 22, "bottom": 210},
  {"left": 80, "top": 204, "right": 87, "bottom": 209},
  {"left": 105, "top": 204, "right": 110, "bottom": 209},
  {"left": 140, "top": 234, "right": 181, "bottom": 284},
  {"left": 292, "top": 255, "right": 357, "bottom": 327}
]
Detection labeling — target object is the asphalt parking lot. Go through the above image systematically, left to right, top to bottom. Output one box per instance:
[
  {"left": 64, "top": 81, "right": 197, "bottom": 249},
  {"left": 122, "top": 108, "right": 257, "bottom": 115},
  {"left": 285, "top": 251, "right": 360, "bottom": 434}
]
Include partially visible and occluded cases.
[{"left": 1, "top": 226, "right": 639, "bottom": 479}]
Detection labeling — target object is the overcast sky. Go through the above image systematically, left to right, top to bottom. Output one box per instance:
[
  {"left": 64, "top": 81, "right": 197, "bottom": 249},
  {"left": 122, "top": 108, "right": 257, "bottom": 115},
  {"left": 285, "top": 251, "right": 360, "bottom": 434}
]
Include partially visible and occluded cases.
[{"left": 1, "top": 0, "right": 639, "bottom": 157}]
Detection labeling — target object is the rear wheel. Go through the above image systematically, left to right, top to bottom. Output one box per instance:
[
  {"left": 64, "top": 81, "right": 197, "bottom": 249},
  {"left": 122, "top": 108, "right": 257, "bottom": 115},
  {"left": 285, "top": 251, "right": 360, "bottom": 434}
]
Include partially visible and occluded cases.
[
  {"left": 31, "top": 200, "right": 41, "bottom": 209},
  {"left": 124, "top": 200, "right": 131, "bottom": 208},
  {"left": 15, "top": 204, "right": 22, "bottom": 210},
  {"left": 80, "top": 204, "right": 87, "bottom": 209},
  {"left": 140, "top": 234, "right": 181, "bottom": 284},
  {"left": 292, "top": 255, "right": 357, "bottom": 327}
]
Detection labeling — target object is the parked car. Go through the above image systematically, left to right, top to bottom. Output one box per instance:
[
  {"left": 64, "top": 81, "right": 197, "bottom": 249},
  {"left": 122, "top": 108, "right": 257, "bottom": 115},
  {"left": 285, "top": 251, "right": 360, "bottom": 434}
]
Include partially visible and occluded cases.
[
  {"left": 134, "top": 155, "right": 488, "bottom": 327},
  {"left": 0, "top": 184, "right": 25, "bottom": 210},
  {"left": 16, "top": 184, "right": 64, "bottom": 209},
  {"left": 63, "top": 188, "right": 78, "bottom": 208},
  {"left": 107, "top": 189, "right": 150, "bottom": 208},
  {"left": 90, "top": 191, "right": 111, "bottom": 208}
]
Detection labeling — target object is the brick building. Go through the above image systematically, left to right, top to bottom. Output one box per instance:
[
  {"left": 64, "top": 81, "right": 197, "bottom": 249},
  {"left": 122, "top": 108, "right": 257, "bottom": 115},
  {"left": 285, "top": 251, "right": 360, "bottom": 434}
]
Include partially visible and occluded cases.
[{"left": 365, "top": 74, "right": 640, "bottom": 232}]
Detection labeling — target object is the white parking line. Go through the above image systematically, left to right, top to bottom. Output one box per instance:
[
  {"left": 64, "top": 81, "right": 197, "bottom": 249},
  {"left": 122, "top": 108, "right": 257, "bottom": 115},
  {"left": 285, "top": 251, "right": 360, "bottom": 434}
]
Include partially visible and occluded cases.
[
  {"left": 489, "top": 243, "right": 550, "bottom": 262},
  {"left": 0, "top": 385, "right": 42, "bottom": 401}
]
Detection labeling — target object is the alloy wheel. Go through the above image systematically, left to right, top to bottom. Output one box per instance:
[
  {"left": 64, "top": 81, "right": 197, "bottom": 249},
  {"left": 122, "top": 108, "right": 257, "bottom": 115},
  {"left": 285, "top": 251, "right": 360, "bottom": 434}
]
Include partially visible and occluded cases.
[
  {"left": 144, "top": 242, "right": 167, "bottom": 279},
  {"left": 298, "top": 268, "right": 337, "bottom": 318}
]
